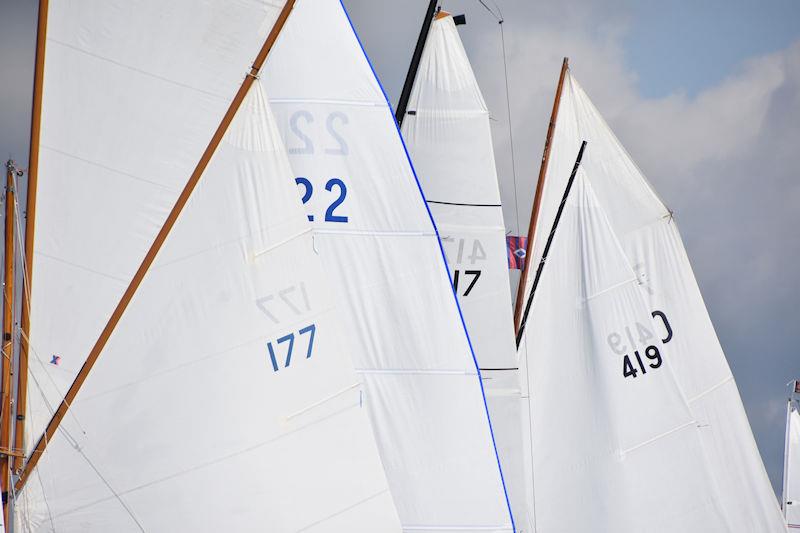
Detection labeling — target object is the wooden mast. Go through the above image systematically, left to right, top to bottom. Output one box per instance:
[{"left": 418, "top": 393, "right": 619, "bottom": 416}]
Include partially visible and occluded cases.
[
  {"left": 13, "top": 0, "right": 50, "bottom": 478},
  {"left": 15, "top": 0, "right": 296, "bottom": 492},
  {"left": 512, "top": 57, "right": 569, "bottom": 334},
  {"left": 1, "top": 161, "right": 17, "bottom": 523}
]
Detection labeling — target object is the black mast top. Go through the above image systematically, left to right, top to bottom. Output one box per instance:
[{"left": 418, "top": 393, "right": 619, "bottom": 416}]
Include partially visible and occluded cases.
[{"left": 395, "top": 0, "right": 438, "bottom": 127}]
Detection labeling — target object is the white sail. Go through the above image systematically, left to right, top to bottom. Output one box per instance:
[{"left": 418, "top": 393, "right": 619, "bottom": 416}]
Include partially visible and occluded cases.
[
  {"left": 23, "top": 0, "right": 286, "bottom": 459},
  {"left": 15, "top": 1, "right": 402, "bottom": 529},
  {"left": 263, "top": 1, "right": 515, "bottom": 531},
  {"left": 400, "top": 13, "right": 525, "bottom": 530},
  {"left": 518, "top": 71, "right": 787, "bottom": 531},
  {"left": 16, "top": 80, "right": 402, "bottom": 532},
  {"left": 785, "top": 401, "right": 800, "bottom": 529}
]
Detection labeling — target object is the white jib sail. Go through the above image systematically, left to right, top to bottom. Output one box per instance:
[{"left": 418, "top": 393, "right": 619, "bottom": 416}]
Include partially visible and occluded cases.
[
  {"left": 23, "top": 0, "right": 288, "bottom": 465},
  {"left": 263, "top": 1, "right": 515, "bottom": 531},
  {"left": 400, "top": 13, "right": 525, "bottom": 531},
  {"left": 518, "top": 71, "right": 787, "bottom": 531},
  {"left": 16, "top": 80, "right": 403, "bottom": 532},
  {"left": 785, "top": 402, "right": 800, "bottom": 529}
]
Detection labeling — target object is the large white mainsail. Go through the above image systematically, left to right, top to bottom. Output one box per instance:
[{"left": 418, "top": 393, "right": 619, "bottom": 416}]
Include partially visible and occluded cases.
[
  {"left": 14, "top": 1, "right": 402, "bottom": 530},
  {"left": 264, "top": 1, "right": 515, "bottom": 531},
  {"left": 400, "top": 12, "right": 525, "bottom": 530},
  {"left": 517, "top": 70, "right": 787, "bottom": 531},
  {"left": 16, "top": 79, "right": 402, "bottom": 533},
  {"left": 785, "top": 396, "right": 800, "bottom": 529}
]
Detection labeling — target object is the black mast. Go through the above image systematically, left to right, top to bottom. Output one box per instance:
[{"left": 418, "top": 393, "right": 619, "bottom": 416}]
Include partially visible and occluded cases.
[
  {"left": 395, "top": 0, "right": 438, "bottom": 126},
  {"left": 516, "top": 141, "right": 588, "bottom": 347}
]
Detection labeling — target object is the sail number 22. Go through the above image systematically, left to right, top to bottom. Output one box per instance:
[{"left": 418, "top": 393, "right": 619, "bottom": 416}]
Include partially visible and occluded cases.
[{"left": 607, "top": 310, "right": 673, "bottom": 380}]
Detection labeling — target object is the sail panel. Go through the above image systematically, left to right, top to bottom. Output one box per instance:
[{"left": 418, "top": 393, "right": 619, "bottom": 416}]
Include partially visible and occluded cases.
[
  {"left": 264, "top": 1, "right": 514, "bottom": 530},
  {"left": 400, "top": 14, "right": 524, "bottom": 527},
  {"left": 518, "top": 71, "right": 786, "bottom": 531},
  {"left": 15, "top": 82, "right": 402, "bottom": 532}
]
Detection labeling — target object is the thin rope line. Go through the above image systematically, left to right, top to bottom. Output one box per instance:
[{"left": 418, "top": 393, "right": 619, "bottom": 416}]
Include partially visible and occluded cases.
[
  {"left": 476, "top": 1, "right": 520, "bottom": 235},
  {"left": 499, "top": 22, "right": 520, "bottom": 235}
]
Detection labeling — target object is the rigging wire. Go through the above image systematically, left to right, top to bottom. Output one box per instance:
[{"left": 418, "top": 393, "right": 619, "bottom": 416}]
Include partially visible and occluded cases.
[
  {"left": 476, "top": 0, "right": 521, "bottom": 235},
  {"left": 11, "top": 170, "right": 87, "bottom": 439}
]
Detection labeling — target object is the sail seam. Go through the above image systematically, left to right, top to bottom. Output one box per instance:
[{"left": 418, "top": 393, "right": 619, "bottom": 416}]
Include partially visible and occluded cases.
[
  {"left": 47, "top": 38, "right": 229, "bottom": 101},
  {"left": 270, "top": 98, "right": 383, "bottom": 107},
  {"left": 41, "top": 144, "right": 181, "bottom": 191},
  {"left": 427, "top": 200, "right": 501, "bottom": 208},
  {"left": 253, "top": 227, "right": 313, "bottom": 258},
  {"left": 313, "top": 228, "right": 436, "bottom": 237},
  {"left": 583, "top": 276, "right": 637, "bottom": 302},
  {"left": 355, "top": 368, "right": 477, "bottom": 376},
  {"left": 686, "top": 376, "right": 734, "bottom": 404},
  {"left": 284, "top": 382, "right": 361, "bottom": 420},
  {"left": 619, "top": 420, "right": 696, "bottom": 456},
  {"left": 296, "top": 489, "right": 392, "bottom": 532},
  {"left": 403, "top": 526, "right": 513, "bottom": 531}
]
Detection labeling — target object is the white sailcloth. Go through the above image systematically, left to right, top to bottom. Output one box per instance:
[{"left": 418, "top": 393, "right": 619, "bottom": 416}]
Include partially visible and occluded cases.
[
  {"left": 23, "top": 0, "right": 287, "bottom": 462},
  {"left": 15, "top": 1, "right": 402, "bottom": 529},
  {"left": 264, "top": 1, "right": 515, "bottom": 531},
  {"left": 400, "top": 13, "right": 525, "bottom": 531},
  {"left": 518, "top": 70, "right": 787, "bottom": 531},
  {"left": 16, "top": 80, "right": 402, "bottom": 532},
  {"left": 785, "top": 402, "right": 800, "bottom": 529}
]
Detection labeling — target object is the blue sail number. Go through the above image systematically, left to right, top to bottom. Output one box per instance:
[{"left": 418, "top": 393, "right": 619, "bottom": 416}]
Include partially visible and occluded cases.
[{"left": 295, "top": 177, "right": 349, "bottom": 223}]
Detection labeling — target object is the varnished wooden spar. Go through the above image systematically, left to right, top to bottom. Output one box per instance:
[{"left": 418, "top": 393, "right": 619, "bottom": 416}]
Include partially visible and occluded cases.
[
  {"left": 14, "top": 0, "right": 50, "bottom": 476},
  {"left": 15, "top": 0, "right": 296, "bottom": 491},
  {"left": 513, "top": 57, "right": 569, "bottom": 334},
  {"left": 1, "top": 161, "right": 17, "bottom": 522}
]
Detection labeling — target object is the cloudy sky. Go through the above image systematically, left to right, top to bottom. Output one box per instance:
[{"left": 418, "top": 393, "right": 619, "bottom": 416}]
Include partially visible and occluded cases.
[{"left": 2, "top": 0, "right": 799, "bottom": 497}]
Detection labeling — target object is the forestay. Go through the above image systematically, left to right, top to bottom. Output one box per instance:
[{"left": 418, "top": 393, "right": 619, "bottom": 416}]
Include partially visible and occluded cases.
[
  {"left": 264, "top": 1, "right": 514, "bottom": 531},
  {"left": 400, "top": 13, "right": 525, "bottom": 531},
  {"left": 518, "top": 71, "right": 787, "bottom": 531},
  {"left": 15, "top": 81, "right": 402, "bottom": 531},
  {"left": 785, "top": 402, "right": 800, "bottom": 529}
]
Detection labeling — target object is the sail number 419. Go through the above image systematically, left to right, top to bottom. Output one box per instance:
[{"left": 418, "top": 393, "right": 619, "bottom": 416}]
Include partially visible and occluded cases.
[{"left": 607, "top": 310, "right": 673, "bottom": 380}]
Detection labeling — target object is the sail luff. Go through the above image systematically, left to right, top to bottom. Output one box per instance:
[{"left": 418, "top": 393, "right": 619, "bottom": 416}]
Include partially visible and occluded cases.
[
  {"left": 14, "top": 0, "right": 49, "bottom": 475},
  {"left": 15, "top": 0, "right": 296, "bottom": 491},
  {"left": 512, "top": 57, "right": 568, "bottom": 334}
]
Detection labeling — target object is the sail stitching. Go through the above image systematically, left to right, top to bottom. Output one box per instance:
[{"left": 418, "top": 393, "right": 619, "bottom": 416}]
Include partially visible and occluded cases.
[
  {"left": 47, "top": 38, "right": 229, "bottom": 101},
  {"left": 270, "top": 98, "right": 383, "bottom": 107},
  {"left": 253, "top": 227, "right": 313, "bottom": 258},
  {"left": 354, "top": 368, "right": 477, "bottom": 375},
  {"left": 685, "top": 376, "right": 734, "bottom": 404},
  {"left": 284, "top": 382, "right": 361, "bottom": 420},
  {"left": 41, "top": 403, "right": 362, "bottom": 520},
  {"left": 619, "top": 420, "right": 696, "bottom": 456}
]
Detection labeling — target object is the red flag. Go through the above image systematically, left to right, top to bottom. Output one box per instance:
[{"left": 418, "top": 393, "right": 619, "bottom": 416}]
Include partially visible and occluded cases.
[{"left": 506, "top": 235, "right": 528, "bottom": 270}]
